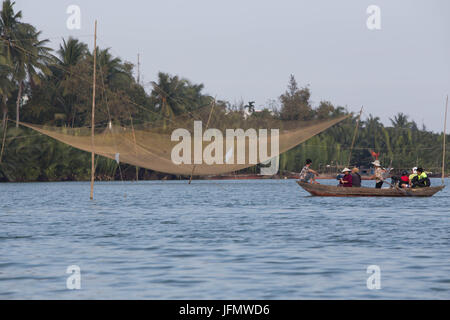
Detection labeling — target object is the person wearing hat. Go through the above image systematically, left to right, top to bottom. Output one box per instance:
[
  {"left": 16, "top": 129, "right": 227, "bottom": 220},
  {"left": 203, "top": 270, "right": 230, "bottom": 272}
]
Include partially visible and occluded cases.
[
  {"left": 369, "top": 160, "right": 386, "bottom": 188},
  {"left": 351, "top": 167, "right": 362, "bottom": 187},
  {"left": 339, "top": 168, "right": 353, "bottom": 187}
]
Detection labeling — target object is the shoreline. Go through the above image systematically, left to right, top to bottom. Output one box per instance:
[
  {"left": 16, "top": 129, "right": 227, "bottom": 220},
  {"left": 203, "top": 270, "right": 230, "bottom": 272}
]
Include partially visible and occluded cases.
[{"left": 1, "top": 173, "right": 448, "bottom": 183}]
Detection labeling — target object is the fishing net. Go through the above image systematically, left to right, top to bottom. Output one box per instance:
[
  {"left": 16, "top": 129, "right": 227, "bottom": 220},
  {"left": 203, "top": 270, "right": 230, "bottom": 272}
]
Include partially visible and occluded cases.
[{"left": 19, "top": 106, "right": 349, "bottom": 176}]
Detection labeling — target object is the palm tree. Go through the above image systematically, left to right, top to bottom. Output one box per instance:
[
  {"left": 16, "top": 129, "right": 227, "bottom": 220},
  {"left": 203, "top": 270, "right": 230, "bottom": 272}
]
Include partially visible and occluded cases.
[
  {"left": 1, "top": 0, "right": 25, "bottom": 127},
  {"left": 0, "top": 1, "right": 53, "bottom": 127},
  {"left": 0, "top": 1, "right": 22, "bottom": 61},
  {"left": 17, "top": 28, "right": 53, "bottom": 126},
  {"left": 54, "top": 37, "right": 88, "bottom": 126},
  {"left": 57, "top": 37, "right": 88, "bottom": 67},
  {"left": 95, "top": 47, "right": 131, "bottom": 87},
  {"left": 98, "top": 48, "right": 122, "bottom": 76},
  {"left": 0, "top": 61, "right": 13, "bottom": 127},
  {"left": 150, "top": 72, "right": 189, "bottom": 121},
  {"left": 150, "top": 72, "right": 212, "bottom": 129},
  {"left": 390, "top": 112, "right": 411, "bottom": 129},
  {"left": 360, "top": 114, "right": 383, "bottom": 162},
  {"left": 363, "top": 114, "right": 382, "bottom": 136}
]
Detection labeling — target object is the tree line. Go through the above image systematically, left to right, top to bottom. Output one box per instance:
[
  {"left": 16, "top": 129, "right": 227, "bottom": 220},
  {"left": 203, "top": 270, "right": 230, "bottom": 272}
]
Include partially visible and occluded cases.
[{"left": 0, "top": 1, "right": 447, "bottom": 181}]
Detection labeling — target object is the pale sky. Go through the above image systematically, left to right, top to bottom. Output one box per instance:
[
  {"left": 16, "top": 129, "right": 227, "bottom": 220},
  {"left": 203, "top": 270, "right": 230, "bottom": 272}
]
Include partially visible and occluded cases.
[{"left": 16, "top": 0, "right": 450, "bottom": 131}]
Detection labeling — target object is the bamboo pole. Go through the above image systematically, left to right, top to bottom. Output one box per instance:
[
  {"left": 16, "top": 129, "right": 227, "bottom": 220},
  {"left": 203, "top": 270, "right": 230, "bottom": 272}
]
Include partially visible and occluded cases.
[
  {"left": 90, "top": 21, "right": 97, "bottom": 200},
  {"left": 134, "top": 53, "right": 140, "bottom": 181},
  {"left": 137, "top": 53, "right": 140, "bottom": 85},
  {"left": 442, "top": 95, "right": 448, "bottom": 184},
  {"left": 189, "top": 100, "right": 215, "bottom": 184},
  {"left": 347, "top": 106, "right": 363, "bottom": 167},
  {"left": 130, "top": 114, "right": 139, "bottom": 182},
  {"left": 0, "top": 116, "right": 8, "bottom": 164}
]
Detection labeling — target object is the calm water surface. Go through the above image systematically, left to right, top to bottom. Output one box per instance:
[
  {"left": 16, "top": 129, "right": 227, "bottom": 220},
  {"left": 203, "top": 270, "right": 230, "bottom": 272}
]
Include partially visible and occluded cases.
[{"left": 0, "top": 179, "right": 449, "bottom": 299}]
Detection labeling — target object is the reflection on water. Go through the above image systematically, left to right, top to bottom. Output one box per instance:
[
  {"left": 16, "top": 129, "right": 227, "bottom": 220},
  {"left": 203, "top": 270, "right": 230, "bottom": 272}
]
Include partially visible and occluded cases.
[{"left": 0, "top": 179, "right": 449, "bottom": 299}]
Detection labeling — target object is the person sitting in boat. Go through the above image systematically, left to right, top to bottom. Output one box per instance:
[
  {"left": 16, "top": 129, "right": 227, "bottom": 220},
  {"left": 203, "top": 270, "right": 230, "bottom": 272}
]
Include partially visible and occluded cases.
[
  {"left": 299, "top": 159, "right": 319, "bottom": 184},
  {"left": 369, "top": 160, "right": 386, "bottom": 188},
  {"left": 351, "top": 167, "right": 361, "bottom": 187},
  {"left": 409, "top": 167, "right": 418, "bottom": 185},
  {"left": 411, "top": 167, "right": 431, "bottom": 188},
  {"left": 339, "top": 168, "right": 353, "bottom": 187},
  {"left": 398, "top": 170, "right": 411, "bottom": 188}
]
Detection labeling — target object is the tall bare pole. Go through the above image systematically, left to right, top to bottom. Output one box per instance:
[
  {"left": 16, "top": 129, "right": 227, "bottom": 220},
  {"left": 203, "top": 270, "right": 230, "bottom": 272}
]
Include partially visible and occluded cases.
[
  {"left": 90, "top": 21, "right": 97, "bottom": 200},
  {"left": 134, "top": 53, "right": 140, "bottom": 181},
  {"left": 137, "top": 53, "right": 141, "bottom": 85},
  {"left": 442, "top": 95, "right": 448, "bottom": 184},
  {"left": 188, "top": 100, "right": 215, "bottom": 184},
  {"left": 347, "top": 106, "right": 363, "bottom": 167},
  {"left": 130, "top": 114, "right": 139, "bottom": 182},
  {"left": 0, "top": 116, "right": 8, "bottom": 164}
]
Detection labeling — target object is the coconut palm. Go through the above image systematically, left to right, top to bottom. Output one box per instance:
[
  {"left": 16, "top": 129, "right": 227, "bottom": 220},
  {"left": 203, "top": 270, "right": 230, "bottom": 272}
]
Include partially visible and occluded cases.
[
  {"left": 0, "top": 0, "right": 22, "bottom": 62},
  {"left": 1, "top": 0, "right": 26, "bottom": 127},
  {"left": 0, "top": 1, "right": 53, "bottom": 127},
  {"left": 0, "top": 1, "right": 20, "bottom": 126},
  {"left": 15, "top": 28, "right": 53, "bottom": 126},
  {"left": 53, "top": 37, "right": 88, "bottom": 126},
  {"left": 57, "top": 37, "right": 88, "bottom": 67},
  {"left": 95, "top": 47, "right": 131, "bottom": 87},
  {"left": 0, "top": 62, "right": 13, "bottom": 127},
  {"left": 150, "top": 72, "right": 189, "bottom": 120},
  {"left": 150, "top": 72, "right": 212, "bottom": 130},
  {"left": 390, "top": 112, "right": 411, "bottom": 129}
]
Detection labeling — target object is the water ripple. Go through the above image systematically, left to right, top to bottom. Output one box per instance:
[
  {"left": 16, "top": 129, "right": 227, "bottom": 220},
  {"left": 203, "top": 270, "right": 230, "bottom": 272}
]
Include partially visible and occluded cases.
[{"left": 0, "top": 179, "right": 449, "bottom": 299}]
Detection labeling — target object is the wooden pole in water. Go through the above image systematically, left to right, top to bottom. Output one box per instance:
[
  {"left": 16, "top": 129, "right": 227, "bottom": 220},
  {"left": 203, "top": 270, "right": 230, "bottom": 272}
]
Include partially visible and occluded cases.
[
  {"left": 90, "top": 21, "right": 97, "bottom": 200},
  {"left": 134, "top": 53, "right": 140, "bottom": 181},
  {"left": 442, "top": 95, "right": 448, "bottom": 184},
  {"left": 189, "top": 99, "right": 215, "bottom": 184},
  {"left": 347, "top": 106, "right": 363, "bottom": 167},
  {"left": 130, "top": 114, "right": 139, "bottom": 182}
]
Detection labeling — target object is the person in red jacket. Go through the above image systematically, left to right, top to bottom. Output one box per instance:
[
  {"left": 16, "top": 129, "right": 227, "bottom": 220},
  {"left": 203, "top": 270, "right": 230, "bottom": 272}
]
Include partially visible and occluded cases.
[
  {"left": 339, "top": 168, "right": 353, "bottom": 187},
  {"left": 398, "top": 170, "right": 410, "bottom": 188}
]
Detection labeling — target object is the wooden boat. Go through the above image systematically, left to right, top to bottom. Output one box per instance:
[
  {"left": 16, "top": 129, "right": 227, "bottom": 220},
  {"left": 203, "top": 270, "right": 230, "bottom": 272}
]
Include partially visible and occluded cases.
[
  {"left": 296, "top": 97, "right": 448, "bottom": 198},
  {"left": 297, "top": 181, "right": 445, "bottom": 197}
]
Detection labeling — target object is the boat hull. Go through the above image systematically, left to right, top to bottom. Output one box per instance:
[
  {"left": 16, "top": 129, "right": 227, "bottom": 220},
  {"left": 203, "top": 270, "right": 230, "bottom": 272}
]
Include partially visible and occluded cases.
[{"left": 296, "top": 181, "right": 445, "bottom": 197}]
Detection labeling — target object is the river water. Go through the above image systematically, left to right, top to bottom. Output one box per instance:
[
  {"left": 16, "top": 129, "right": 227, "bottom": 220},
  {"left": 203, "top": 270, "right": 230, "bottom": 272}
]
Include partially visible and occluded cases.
[{"left": 0, "top": 179, "right": 449, "bottom": 299}]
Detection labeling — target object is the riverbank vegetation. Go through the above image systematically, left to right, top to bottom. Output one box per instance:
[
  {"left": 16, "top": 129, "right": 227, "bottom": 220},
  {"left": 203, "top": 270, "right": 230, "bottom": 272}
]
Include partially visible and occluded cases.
[{"left": 0, "top": 1, "right": 447, "bottom": 182}]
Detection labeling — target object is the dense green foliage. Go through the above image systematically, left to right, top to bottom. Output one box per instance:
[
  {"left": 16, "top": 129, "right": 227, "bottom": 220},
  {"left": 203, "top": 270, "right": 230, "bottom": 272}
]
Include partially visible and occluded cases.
[{"left": 0, "top": 1, "right": 447, "bottom": 181}]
